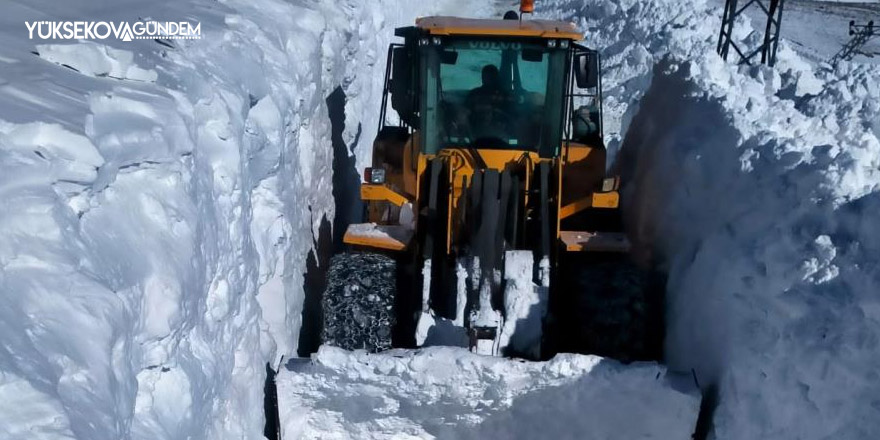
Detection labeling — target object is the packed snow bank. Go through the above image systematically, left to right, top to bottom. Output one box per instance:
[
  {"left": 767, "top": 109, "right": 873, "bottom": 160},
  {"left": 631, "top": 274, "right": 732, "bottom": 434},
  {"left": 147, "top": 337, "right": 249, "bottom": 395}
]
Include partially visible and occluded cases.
[
  {"left": 0, "top": 0, "right": 492, "bottom": 438},
  {"left": 539, "top": 0, "right": 880, "bottom": 438},
  {"left": 539, "top": 0, "right": 726, "bottom": 157},
  {"left": 621, "top": 53, "right": 880, "bottom": 440},
  {"left": 277, "top": 346, "right": 700, "bottom": 439}
]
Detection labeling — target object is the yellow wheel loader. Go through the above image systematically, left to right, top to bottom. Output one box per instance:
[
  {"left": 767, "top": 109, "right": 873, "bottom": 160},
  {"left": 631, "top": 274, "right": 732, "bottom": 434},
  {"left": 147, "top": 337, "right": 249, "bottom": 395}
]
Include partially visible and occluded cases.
[{"left": 322, "top": 10, "right": 663, "bottom": 361}]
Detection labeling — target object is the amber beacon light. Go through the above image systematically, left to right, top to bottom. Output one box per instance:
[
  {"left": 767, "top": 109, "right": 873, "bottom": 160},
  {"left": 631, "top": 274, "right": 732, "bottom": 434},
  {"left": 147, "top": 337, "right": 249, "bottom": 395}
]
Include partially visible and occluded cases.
[{"left": 520, "top": 0, "right": 535, "bottom": 14}]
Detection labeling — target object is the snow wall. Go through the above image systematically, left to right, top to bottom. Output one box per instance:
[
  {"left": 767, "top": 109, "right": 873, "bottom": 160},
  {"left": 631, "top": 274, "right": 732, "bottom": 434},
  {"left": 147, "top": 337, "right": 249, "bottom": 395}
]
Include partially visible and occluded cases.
[
  {"left": 0, "top": 0, "right": 492, "bottom": 439},
  {"left": 540, "top": 0, "right": 880, "bottom": 438}
]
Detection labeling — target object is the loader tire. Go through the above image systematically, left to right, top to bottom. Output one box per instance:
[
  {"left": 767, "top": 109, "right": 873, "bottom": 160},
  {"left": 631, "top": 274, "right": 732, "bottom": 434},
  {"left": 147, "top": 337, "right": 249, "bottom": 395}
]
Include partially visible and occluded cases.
[
  {"left": 321, "top": 252, "right": 396, "bottom": 352},
  {"left": 559, "top": 258, "right": 664, "bottom": 362}
]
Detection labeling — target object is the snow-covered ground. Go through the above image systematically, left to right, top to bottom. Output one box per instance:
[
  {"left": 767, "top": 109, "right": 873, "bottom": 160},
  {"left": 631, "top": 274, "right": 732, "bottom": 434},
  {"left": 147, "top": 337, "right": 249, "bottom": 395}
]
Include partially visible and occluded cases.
[
  {"left": 0, "top": 0, "right": 492, "bottom": 439},
  {"left": 3, "top": 0, "right": 880, "bottom": 439},
  {"left": 277, "top": 346, "right": 699, "bottom": 439}
]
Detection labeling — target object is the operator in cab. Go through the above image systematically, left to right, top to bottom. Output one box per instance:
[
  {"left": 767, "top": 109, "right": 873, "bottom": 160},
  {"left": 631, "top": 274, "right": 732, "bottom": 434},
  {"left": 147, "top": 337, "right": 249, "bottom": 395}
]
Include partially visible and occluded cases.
[{"left": 464, "top": 64, "right": 514, "bottom": 143}]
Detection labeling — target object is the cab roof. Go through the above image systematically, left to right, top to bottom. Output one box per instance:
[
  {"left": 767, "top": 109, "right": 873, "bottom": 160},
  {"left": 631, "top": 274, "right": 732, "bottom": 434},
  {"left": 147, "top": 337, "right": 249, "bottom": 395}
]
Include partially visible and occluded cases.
[{"left": 414, "top": 16, "right": 583, "bottom": 40}]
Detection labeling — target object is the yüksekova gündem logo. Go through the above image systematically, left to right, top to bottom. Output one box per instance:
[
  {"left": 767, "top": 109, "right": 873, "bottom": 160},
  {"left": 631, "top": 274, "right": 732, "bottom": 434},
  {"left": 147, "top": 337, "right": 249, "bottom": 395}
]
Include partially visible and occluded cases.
[{"left": 26, "top": 21, "right": 201, "bottom": 41}]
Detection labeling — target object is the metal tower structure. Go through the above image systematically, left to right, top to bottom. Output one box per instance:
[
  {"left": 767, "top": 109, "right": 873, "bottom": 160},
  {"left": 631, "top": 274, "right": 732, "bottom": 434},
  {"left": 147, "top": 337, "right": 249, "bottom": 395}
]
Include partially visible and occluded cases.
[
  {"left": 717, "top": 0, "right": 786, "bottom": 66},
  {"left": 831, "top": 21, "right": 877, "bottom": 66}
]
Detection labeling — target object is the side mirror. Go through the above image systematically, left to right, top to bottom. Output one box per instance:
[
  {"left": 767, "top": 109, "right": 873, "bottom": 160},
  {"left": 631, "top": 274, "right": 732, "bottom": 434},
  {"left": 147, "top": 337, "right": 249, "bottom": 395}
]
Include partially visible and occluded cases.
[
  {"left": 390, "top": 46, "right": 417, "bottom": 126},
  {"left": 574, "top": 52, "right": 599, "bottom": 89}
]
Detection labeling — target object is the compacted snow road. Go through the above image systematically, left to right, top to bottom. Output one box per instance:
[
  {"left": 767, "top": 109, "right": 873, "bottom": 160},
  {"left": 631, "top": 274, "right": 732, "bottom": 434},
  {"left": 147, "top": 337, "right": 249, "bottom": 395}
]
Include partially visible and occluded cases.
[{"left": 275, "top": 347, "right": 700, "bottom": 439}]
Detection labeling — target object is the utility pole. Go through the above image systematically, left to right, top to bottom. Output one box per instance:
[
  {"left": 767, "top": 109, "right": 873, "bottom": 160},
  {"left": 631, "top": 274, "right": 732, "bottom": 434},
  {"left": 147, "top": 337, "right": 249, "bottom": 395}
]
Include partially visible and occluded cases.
[
  {"left": 717, "top": 0, "right": 786, "bottom": 66},
  {"left": 831, "top": 21, "right": 877, "bottom": 66}
]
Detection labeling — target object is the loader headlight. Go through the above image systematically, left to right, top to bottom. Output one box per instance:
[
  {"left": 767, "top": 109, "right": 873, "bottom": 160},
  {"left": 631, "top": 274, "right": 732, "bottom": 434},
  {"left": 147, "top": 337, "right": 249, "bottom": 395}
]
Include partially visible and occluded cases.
[
  {"left": 432, "top": 36, "right": 442, "bottom": 46},
  {"left": 547, "top": 39, "right": 557, "bottom": 48},
  {"left": 560, "top": 39, "right": 569, "bottom": 49},
  {"left": 365, "top": 167, "right": 386, "bottom": 184},
  {"left": 601, "top": 177, "right": 617, "bottom": 192}
]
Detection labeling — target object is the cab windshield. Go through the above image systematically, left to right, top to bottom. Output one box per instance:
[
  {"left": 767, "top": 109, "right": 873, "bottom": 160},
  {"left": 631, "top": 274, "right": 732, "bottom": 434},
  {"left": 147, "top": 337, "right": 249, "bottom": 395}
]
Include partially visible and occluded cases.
[{"left": 421, "top": 37, "right": 567, "bottom": 157}]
